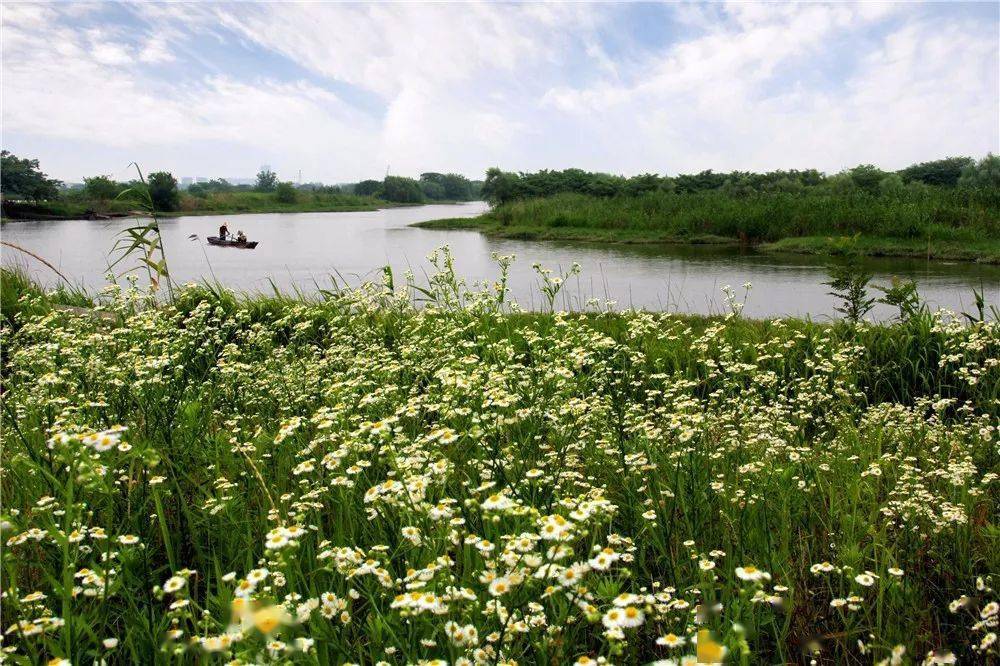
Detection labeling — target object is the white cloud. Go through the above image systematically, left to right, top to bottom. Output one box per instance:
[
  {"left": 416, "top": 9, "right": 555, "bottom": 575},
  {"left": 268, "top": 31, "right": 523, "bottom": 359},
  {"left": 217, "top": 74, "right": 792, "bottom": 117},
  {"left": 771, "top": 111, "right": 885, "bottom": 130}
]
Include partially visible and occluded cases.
[
  {"left": 1, "top": 1, "right": 996, "bottom": 181},
  {"left": 207, "top": 2, "right": 598, "bottom": 98},
  {"left": 534, "top": 4, "right": 997, "bottom": 173},
  {"left": 543, "top": 4, "right": 881, "bottom": 115},
  {"left": 1, "top": 14, "right": 375, "bottom": 178},
  {"left": 139, "top": 35, "right": 175, "bottom": 64},
  {"left": 90, "top": 42, "right": 132, "bottom": 66}
]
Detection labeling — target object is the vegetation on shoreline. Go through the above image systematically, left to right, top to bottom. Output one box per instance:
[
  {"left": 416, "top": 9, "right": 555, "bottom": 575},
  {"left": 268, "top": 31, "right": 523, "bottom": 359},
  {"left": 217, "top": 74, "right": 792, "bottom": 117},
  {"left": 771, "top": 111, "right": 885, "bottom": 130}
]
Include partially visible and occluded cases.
[
  {"left": 0, "top": 152, "right": 482, "bottom": 221},
  {"left": 418, "top": 157, "right": 1000, "bottom": 262},
  {"left": 420, "top": 157, "right": 1000, "bottom": 262},
  {"left": 478, "top": 157, "right": 998, "bottom": 206},
  {"left": 352, "top": 173, "right": 483, "bottom": 204},
  {"left": 1, "top": 191, "right": 388, "bottom": 220},
  {"left": 416, "top": 209, "right": 1000, "bottom": 263},
  {"left": 415, "top": 215, "right": 736, "bottom": 245},
  {"left": 762, "top": 235, "right": 1000, "bottom": 263},
  {"left": 2, "top": 260, "right": 998, "bottom": 664}
]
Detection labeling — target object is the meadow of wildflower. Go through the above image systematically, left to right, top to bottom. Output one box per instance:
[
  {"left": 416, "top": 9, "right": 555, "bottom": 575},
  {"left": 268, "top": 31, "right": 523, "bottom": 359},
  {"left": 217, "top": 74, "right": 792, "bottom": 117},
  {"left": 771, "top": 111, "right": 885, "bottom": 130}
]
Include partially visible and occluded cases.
[{"left": 1, "top": 254, "right": 997, "bottom": 666}]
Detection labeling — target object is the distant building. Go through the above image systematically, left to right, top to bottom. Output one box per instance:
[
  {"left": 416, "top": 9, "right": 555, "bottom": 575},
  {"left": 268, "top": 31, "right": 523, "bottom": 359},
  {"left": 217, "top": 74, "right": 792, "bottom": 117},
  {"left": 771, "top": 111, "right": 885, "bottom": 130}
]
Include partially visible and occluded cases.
[{"left": 178, "top": 175, "right": 262, "bottom": 188}]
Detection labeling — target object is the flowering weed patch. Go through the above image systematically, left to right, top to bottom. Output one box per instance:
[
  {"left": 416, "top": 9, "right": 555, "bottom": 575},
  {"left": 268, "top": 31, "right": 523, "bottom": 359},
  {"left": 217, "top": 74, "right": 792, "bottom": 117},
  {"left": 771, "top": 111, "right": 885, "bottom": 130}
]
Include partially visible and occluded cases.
[{"left": 1, "top": 262, "right": 997, "bottom": 665}]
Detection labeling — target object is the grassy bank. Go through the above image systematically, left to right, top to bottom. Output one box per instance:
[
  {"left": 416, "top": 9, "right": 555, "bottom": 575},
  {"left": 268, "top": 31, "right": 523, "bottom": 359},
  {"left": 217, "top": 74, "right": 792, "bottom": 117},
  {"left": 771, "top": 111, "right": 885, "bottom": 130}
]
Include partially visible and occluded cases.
[
  {"left": 417, "top": 189, "right": 1000, "bottom": 262},
  {"left": 1, "top": 190, "right": 387, "bottom": 221},
  {"left": 171, "top": 190, "right": 384, "bottom": 216},
  {"left": 0, "top": 199, "right": 140, "bottom": 220},
  {"left": 418, "top": 216, "right": 738, "bottom": 246},
  {"left": 761, "top": 235, "right": 1000, "bottom": 263},
  {"left": 2, "top": 265, "right": 997, "bottom": 665}
]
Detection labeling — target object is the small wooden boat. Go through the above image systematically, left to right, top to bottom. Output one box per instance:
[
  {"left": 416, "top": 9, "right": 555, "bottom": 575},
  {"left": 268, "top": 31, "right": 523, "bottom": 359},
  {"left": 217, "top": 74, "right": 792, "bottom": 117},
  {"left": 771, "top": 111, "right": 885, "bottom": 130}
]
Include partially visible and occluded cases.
[{"left": 207, "top": 236, "right": 258, "bottom": 249}]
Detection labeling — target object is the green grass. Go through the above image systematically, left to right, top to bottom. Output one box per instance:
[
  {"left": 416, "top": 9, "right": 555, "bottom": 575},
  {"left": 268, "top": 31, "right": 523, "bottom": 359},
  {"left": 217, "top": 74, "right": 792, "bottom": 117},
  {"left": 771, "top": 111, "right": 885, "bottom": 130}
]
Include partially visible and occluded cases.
[
  {"left": 418, "top": 189, "right": 1000, "bottom": 262},
  {"left": 170, "top": 190, "right": 385, "bottom": 216},
  {"left": 1, "top": 191, "right": 389, "bottom": 221},
  {"left": 1, "top": 199, "right": 140, "bottom": 219},
  {"left": 417, "top": 217, "right": 739, "bottom": 246},
  {"left": 761, "top": 235, "right": 1000, "bottom": 263},
  {"left": 1, "top": 264, "right": 997, "bottom": 665},
  {"left": 0, "top": 267, "right": 92, "bottom": 328}
]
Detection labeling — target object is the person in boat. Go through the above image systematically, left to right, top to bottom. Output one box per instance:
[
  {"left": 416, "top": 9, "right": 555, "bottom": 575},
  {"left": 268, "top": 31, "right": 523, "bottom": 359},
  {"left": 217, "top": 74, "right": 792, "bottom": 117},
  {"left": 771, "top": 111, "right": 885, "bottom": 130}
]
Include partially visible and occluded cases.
[
  {"left": 218, "top": 223, "right": 229, "bottom": 240},
  {"left": 237, "top": 230, "right": 247, "bottom": 243}
]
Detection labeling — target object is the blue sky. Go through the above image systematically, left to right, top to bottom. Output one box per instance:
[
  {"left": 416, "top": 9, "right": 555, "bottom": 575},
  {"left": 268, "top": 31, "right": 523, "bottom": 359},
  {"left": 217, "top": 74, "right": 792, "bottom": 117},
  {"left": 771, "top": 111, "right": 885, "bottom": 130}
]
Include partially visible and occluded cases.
[{"left": 3, "top": 2, "right": 997, "bottom": 183}]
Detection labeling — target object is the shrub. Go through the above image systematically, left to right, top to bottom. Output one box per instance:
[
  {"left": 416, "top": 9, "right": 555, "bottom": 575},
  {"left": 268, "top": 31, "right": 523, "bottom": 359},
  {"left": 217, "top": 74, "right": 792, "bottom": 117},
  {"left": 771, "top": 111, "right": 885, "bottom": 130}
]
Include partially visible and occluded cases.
[{"left": 274, "top": 181, "right": 297, "bottom": 204}]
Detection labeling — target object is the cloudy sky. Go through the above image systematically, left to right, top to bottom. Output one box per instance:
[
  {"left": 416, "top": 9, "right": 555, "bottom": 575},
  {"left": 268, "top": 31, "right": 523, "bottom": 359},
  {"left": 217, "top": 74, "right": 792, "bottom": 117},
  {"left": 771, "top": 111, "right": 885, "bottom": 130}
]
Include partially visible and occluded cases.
[{"left": 2, "top": 1, "right": 997, "bottom": 183}]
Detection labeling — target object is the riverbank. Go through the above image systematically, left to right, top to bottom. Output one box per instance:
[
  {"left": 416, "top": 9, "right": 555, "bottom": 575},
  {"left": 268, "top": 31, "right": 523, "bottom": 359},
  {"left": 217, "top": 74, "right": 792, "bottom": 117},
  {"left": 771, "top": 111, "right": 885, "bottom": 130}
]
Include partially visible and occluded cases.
[
  {"left": 1, "top": 188, "right": 487, "bottom": 222},
  {"left": 420, "top": 189, "right": 1000, "bottom": 263},
  {"left": 1, "top": 194, "right": 391, "bottom": 221},
  {"left": 416, "top": 213, "right": 1000, "bottom": 263},
  {"left": 761, "top": 235, "right": 1000, "bottom": 263},
  {"left": 2, "top": 266, "right": 997, "bottom": 664}
]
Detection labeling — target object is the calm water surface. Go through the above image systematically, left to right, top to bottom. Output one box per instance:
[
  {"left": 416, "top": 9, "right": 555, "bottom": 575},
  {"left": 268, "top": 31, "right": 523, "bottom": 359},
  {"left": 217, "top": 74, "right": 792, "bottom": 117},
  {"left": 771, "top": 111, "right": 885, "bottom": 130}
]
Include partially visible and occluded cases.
[{"left": 3, "top": 202, "right": 998, "bottom": 319}]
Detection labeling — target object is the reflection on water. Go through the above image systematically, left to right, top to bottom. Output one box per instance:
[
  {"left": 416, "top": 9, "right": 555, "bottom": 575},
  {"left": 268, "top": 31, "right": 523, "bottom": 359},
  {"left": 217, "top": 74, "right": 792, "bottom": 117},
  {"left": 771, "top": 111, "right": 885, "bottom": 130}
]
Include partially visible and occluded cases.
[{"left": 3, "top": 202, "right": 998, "bottom": 319}]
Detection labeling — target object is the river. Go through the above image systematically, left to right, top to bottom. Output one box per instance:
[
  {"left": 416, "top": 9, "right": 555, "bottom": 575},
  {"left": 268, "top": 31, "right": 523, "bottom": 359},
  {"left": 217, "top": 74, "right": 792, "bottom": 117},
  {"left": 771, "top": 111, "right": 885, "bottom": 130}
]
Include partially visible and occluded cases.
[{"left": 2, "top": 202, "right": 997, "bottom": 319}]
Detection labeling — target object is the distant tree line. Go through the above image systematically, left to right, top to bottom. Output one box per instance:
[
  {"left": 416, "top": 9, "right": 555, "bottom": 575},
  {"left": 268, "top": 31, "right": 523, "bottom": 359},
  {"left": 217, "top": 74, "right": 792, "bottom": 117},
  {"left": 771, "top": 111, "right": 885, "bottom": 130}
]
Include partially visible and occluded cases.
[
  {"left": 11, "top": 149, "right": 995, "bottom": 214},
  {"left": 1, "top": 151, "right": 61, "bottom": 202},
  {"left": 0, "top": 152, "right": 485, "bottom": 216},
  {"left": 480, "top": 155, "right": 1000, "bottom": 206},
  {"left": 246, "top": 169, "right": 483, "bottom": 204},
  {"left": 76, "top": 173, "right": 179, "bottom": 211},
  {"left": 348, "top": 173, "right": 482, "bottom": 203}
]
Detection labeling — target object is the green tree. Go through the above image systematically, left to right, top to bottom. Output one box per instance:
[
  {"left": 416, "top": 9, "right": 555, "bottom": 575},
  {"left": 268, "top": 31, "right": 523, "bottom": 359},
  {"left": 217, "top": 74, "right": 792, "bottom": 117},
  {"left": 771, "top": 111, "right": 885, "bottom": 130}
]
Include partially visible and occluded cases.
[
  {"left": 0, "top": 150, "right": 61, "bottom": 201},
  {"left": 958, "top": 154, "right": 1000, "bottom": 189},
  {"left": 899, "top": 157, "right": 973, "bottom": 187},
  {"left": 848, "top": 164, "right": 887, "bottom": 194},
  {"left": 481, "top": 167, "right": 520, "bottom": 206},
  {"left": 255, "top": 168, "right": 278, "bottom": 192},
  {"left": 674, "top": 170, "right": 727, "bottom": 193},
  {"left": 147, "top": 172, "right": 180, "bottom": 212},
  {"left": 421, "top": 172, "right": 473, "bottom": 200},
  {"left": 826, "top": 172, "right": 857, "bottom": 194},
  {"left": 443, "top": 173, "right": 473, "bottom": 200},
  {"left": 583, "top": 173, "right": 622, "bottom": 197},
  {"left": 623, "top": 173, "right": 662, "bottom": 196},
  {"left": 878, "top": 174, "right": 906, "bottom": 197},
  {"left": 83, "top": 175, "right": 123, "bottom": 201},
  {"left": 721, "top": 175, "right": 755, "bottom": 198},
  {"left": 381, "top": 176, "right": 423, "bottom": 203},
  {"left": 765, "top": 177, "right": 804, "bottom": 194},
  {"left": 206, "top": 178, "right": 234, "bottom": 192},
  {"left": 188, "top": 179, "right": 233, "bottom": 198},
  {"left": 354, "top": 179, "right": 381, "bottom": 196},
  {"left": 419, "top": 180, "right": 446, "bottom": 200},
  {"left": 274, "top": 181, "right": 297, "bottom": 203},
  {"left": 825, "top": 261, "right": 875, "bottom": 323},
  {"left": 876, "top": 277, "right": 921, "bottom": 321}
]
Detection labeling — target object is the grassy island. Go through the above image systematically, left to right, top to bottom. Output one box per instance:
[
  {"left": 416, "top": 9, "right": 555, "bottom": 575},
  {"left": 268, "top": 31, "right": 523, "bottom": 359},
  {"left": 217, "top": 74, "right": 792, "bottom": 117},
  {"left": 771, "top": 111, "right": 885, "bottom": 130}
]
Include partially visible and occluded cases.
[
  {"left": 417, "top": 157, "right": 1000, "bottom": 263},
  {"left": 417, "top": 189, "right": 1000, "bottom": 263}
]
